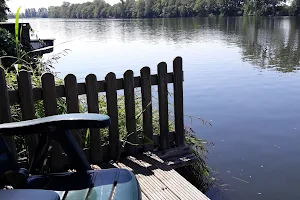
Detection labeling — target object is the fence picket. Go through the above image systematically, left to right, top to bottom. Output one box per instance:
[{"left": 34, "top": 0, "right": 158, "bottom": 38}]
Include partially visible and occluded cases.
[
  {"left": 173, "top": 57, "right": 185, "bottom": 146},
  {"left": 158, "top": 62, "right": 169, "bottom": 150},
  {"left": 140, "top": 67, "right": 153, "bottom": 151},
  {"left": 0, "top": 68, "right": 17, "bottom": 159},
  {"left": 18, "top": 70, "right": 38, "bottom": 164},
  {"left": 124, "top": 70, "right": 137, "bottom": 154},
  {"left": 42, "top": 73, "right": 65, "bottom": 172},
  {"left": 105, "top": 73, "right": 120, "bottom": 161},
  {"left": 64, "top": 74, "right": 82, "bottom": 146},
  {"left": 85, "top": 74, "right": 102, "bottom": 164}
]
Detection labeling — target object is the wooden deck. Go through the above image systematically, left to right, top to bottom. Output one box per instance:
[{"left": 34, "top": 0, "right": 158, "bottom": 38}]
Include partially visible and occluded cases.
[{"left": 113, "top": 153, "right": 210, "bottom": 200}]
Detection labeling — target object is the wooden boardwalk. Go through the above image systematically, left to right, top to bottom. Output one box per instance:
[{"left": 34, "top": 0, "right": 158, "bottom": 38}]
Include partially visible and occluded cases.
[{"left": 113, "top": 153, "right": 210, "bottom": 200}]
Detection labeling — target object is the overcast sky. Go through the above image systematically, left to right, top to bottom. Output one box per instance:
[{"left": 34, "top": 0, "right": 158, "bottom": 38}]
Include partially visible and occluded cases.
[{"left": 7, "top": 0, "right": 120, "bottom": 12}]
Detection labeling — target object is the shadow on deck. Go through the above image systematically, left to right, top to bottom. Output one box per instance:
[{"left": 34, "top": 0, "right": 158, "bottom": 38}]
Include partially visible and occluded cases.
[{"left": 101, "top": 151, "right": 210, "bottom": 200}]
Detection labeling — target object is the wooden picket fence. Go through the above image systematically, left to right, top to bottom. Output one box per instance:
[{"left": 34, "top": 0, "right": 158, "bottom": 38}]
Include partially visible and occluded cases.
[{"left": 0, "top": 57, "right": 184, "bottom": 171}]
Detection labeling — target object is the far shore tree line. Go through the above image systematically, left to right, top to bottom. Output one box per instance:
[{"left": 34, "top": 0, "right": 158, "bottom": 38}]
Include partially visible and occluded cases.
[{"left": 5, "top": 0, "right": 300, "bottom": 19}]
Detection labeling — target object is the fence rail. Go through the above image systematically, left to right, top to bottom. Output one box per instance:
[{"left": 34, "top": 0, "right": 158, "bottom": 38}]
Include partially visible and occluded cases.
[
  {"left": 0, "top": 57, "right": 184, "bottom": 172},
  {"left": 8, "top": 73, "right": 175, "bottom": 104}
]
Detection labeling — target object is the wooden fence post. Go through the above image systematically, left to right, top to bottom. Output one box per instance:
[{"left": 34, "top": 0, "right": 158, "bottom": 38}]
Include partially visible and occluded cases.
[
  {"left": 173, "top": 57, "right": 185, "bottom": 146},
  {"left": 158, "top": 62, "right": 169, "bottom": 151},
  {"left": 140, "top": 67, "right": 153, "bottom": 151},
  {"left": 0, "top": 68, "right": 17, "bottom": 159},
  {"left": 18, "top": 70, "right": 38, "bottom": 164},
  {"left": 124, "top": 70, "right": 137, "bottom": 154},
  {"left": 42, "top": 73, "right": 65, "bottom": 172},
  {"left": 106, "top": 73, "right": 120, "bottom": 161},
  {"left": 64, "top": 74, "right": 82, "bottom": 147},
  {"left": 85, "top": 74, "right": 102, "bottom": 164}
]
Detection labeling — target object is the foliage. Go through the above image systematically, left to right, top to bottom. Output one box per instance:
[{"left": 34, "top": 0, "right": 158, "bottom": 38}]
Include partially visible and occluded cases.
[
  {"left": 0, "top": 0, "right": 9, "bottom": 21},
  {"left": 7, "top": 0, "right": 298, "bottom": 19},
  {"left": 243, "top": 0, "right": 289, "bottom": 16},
  {"left": 290, "top": 0, "right": 300, "bottom": 15},
  {"left": 0, "top": 7, "right": 38, "bottom": 71},
  {"left": 8, "top": 8, "right": 48, "bottom": 18},
  {"left": 24, "top": 8, "right": 48, "bottom": 18},
  {"left": 0, "top": 28, "right": 33, "bottom": 70},
  {"left": 0, "top": 28, "right": 19, "bottom": 62},
  {"left": 76, "top": 91, "right": 161, "bottom": 148},
  {"left": 177, "top": 125, "right": 214, "bottom": 192}
]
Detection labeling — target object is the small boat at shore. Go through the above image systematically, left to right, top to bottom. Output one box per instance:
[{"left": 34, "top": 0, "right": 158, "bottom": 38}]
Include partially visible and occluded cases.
[{"left": 0, "top": 22, "right": 54, "bottom": 56}]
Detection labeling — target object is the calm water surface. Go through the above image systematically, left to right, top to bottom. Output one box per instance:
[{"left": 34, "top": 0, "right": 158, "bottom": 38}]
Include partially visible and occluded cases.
[{"left": 14, "top": 17, "right": 300, "bottom": 199}]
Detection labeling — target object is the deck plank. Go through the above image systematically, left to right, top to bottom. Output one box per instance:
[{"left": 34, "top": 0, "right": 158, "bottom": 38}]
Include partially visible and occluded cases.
[
  {"left": 116, "top": 153, "right": 210, "bottom": 200},
  {"left": 140, "top": 153, "right": 209, "bottom": 200},
  {"left": 116, "top": 160, "right": 179, "bottom": 200},
  {"left": 142, "top": 192, "right": 150, "bottom": 200}
]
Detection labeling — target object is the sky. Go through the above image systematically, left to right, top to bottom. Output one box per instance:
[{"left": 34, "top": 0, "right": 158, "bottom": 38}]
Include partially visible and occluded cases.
[{"left": 7, "top": 0, "right": 120, "bottom": 12}]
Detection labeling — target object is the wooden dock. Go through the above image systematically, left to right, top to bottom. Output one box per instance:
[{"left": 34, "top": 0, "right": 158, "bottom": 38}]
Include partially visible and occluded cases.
[{"left": 113, "top": 153, "right": 210, "bottom": 200}]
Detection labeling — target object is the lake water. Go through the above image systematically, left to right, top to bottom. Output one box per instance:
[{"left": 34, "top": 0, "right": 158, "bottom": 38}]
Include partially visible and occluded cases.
[{"left": 13, "top": 17, "right": 300, "bottom": 199}]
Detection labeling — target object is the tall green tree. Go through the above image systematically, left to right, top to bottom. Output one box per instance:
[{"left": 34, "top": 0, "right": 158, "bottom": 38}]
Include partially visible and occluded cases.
[
  {"left": 136, "top": 0, "right": 146, "bottom": 17},
  {"left": 145, "top": 0, "right": 155, "bottom": 17},
  {"left": 152, "top": 0, "right": 162, "bottom": 17},
  {"left": 193, "top": 0, "right": 209, "bottom": 16},
  {"left": 218, "top": 0, "right": 243, "bottom": 16},
  {"left": 243, "top": 0, "right": 287, "bottom": 16},
  {"left": 291, "top": 0, "right": 300, "bottom": 15},
  {"left": 38, "top": 8, "right": 48, "bottom": 18}
]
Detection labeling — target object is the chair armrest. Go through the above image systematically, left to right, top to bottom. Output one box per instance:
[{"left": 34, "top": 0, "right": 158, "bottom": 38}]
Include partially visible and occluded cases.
[{"left": 0, "top": 113, "right": 110, "bottom": 136}]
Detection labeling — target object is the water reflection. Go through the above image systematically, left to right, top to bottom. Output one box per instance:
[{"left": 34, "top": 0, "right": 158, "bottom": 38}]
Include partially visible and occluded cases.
[
  {"left": 23, "top": 17, "right": 300, "bottom": 73},
  {"left": 153, "top": 17, "right": 300, "bottom": 73},
  {"left": 171, "top": 17, "right": 294, "bottom": 73},
  {"left": 238, "top": 17, "right": 300, "bottom": 73}
]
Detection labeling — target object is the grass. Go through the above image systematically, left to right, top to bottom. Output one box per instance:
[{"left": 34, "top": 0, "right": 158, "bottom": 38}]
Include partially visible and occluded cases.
[{"left": 178, "top": 122, "right": 214, "bottom": 193}]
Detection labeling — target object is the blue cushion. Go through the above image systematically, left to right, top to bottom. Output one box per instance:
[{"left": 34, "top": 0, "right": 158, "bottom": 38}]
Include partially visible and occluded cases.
[
  {"left": 25, "top": 169, "right": 141, "bottom": 200},
  {"left": 0, "top": 189, "right": 60, "bottom": 200}
]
